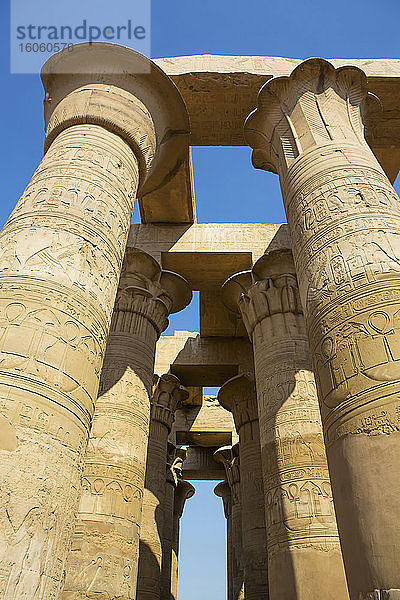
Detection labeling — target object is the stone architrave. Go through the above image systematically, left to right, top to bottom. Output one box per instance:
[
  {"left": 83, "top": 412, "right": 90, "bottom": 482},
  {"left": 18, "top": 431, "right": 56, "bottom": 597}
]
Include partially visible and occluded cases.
[
  {"left": 0, "top": 42, "right": 189, "bottom": 600},
  {"left": 244, "top": 58, "right": 400, "bottom": 599},
  {"left": 62, "top": 249, "right": 191, "bottom": 599},
  {"left": 222, "top": 252, "right": 349, "bottom": 599},
  {"left": 137, "top": 374, "right": 189, "bottom": 600},
  {"left": 217, "top": 387, "right": 269, "bottom": 600},
  {"left": 160, "top": 444, "right": 187, "bottom": 600},
  {"left": 214, "top": 445, "right": 244, "bottom": 600},
  {"left": 171, "top": 479, "right": 195, "bottom": 600},
  {"left": 214, "top": 481, "right": 233, "bottom": 600}
]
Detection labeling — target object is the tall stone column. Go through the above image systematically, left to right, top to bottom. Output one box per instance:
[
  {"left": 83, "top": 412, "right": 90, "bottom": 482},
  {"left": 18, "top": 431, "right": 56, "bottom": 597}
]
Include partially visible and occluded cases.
[
  {"left": 0, "top": 43, "right": 189, "bottom": 600},
  {"left": 244, "top": 58, "right": 400, "bottom": 598},
  {"left": 62, "top": 249, "right": 191, "bottom": 599},
  {"left": 222, "top": 256, "right": 348, "bottom": 599},
  {"left": 137, "top": 374, "right": 189, "bottom": 600},
  {"left": 217, "top": 386, "right": 269, "bottom": 600},
  {"left": 160, "top": 444, "right": 187, "bottom": 600},
  {"left": 214, "top": 445, "right": 244, "bottom": 600},
  {"left": 171, "top": 479, "right": 195, "bottom": 600},
  {"left": 214, "top": 481, "right": 233, "bottom": 600}
]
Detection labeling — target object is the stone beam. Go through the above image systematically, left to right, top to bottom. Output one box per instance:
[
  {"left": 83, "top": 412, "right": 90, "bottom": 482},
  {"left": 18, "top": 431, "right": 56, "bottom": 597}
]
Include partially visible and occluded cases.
[
  {"left": 154, "top": 55, "right": 400, "bottom": 183},
  {"left": 138, "top": 148, "right": 196, "bottom": 224},
  {"left": 129, "top": 222, "right": 291, "bottom": 337},
  {"left": 129, "top": 223, "right": 290, "bottom": 270},
  {"left": 155, "top": 334, "right": 254, "bottom": 387},
  {"left": 172, "top": 395, "right": 238, "bottom": 446},
  {"left": 181, "top": 446, "right": 226, "bottom": 480}
]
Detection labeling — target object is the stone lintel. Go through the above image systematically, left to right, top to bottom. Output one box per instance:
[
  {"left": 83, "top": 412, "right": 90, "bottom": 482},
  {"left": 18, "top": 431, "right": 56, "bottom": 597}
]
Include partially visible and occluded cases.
[
  {"left": 154, "top": 55, "right": 400, "bottom": 183},
  {"left": 138, "top": 148, "right": 196, "bottom": 224},
  {"left": 128, "top": 223, "right": 291, "bottom": 269},
  {"left": 129, "top": 223, "right": 291, "bottom": 335},
  {"left": 155, "top": 333, "right": 254, "bottom": 387},
  {"left": 181, "top": 446, "right": 228, "bottom": 480}
]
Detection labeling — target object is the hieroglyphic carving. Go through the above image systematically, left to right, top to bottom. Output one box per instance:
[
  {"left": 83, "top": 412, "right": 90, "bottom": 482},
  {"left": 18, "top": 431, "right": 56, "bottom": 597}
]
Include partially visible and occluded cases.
[
  {"left": 245, "top": 58, "right": 400, "bottom": 597},
  {"left": 0, "top": 119, "right": 144, "bottom": 600},
  {"left": 222, "top": 250, "right": 348, "bottom": 599},
  {"left": 63, "top": 251, "right": 191, "bottom": 600},
  {"left": 137, "top": 375, "right": 189, "bottom": 600},
  {"left": 217, "top": 380, "right": 268, "bottom": 600},
  {"left": 213, "top": 445, "right": 244, "bottom": 600}
]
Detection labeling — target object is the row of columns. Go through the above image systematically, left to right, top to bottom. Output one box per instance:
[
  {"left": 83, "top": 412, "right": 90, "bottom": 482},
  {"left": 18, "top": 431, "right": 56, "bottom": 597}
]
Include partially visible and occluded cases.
[{"left": 0, "top": 41, "right": 399, "bottom": 600}]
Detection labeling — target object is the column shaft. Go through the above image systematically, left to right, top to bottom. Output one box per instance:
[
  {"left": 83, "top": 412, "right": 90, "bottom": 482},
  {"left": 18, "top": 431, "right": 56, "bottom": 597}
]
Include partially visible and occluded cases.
[
  {"left": 245, "top": 58, "right": 400, "bottom": 598},
  {"left": 0, "top": 123, "right": 140, "bottom": 599},
  {"left": 63, "top": 247, "right": 176, "bottom": 598},
  {"left": 222, "top": 257, "right": 349, "bottom": 600},
  {"left": 137, "top": 376, "right": 188, "bottom": 600},
  {"left": 215, "top": 419, "right": 268, "bottom": 600},
  {"left": 238, "top": 424, "right": 269, "bottom": 600},
  {"left": 214, "top": 445, "right": 245, "bottom": 600},
  {"left": 160, "top": 446, "right": 187, "bottom": 600},
  {"left": 160, "top": 478, "right": 175, "bottom": 600},
  {"left": 171, "top": 480, "right": 194, "bottom": 600},
  {"left": 215, "top": 481, "right": 233, "bottom": 600}
]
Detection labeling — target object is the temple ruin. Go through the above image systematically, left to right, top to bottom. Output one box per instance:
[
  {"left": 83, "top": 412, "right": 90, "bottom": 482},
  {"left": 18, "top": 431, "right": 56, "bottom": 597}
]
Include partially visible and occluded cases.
[{"left": 1, "top": 42, "right": 400, "bottom": 599}]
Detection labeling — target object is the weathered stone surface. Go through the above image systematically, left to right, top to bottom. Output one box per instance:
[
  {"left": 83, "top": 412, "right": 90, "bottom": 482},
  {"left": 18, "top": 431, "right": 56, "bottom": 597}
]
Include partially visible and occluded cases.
[
  {"left": 0, "top": 45, "right": 185, "bottom": 600},
  {"left": 4, "top": 46, "right": 400, "bottom": 600},
  {"left": 154, "top": 55, "right": 400, "bottom": 183},
  {"left": 245, "top": 58, "right": 400, "bottom": 598},
  {"left": 62, "top": 249, "right": 191, "bottom": 599},
  {"left": 222, "top": 250, "right": 349, "bottom": 599},
  {"left": 137, "top": 374, "right": 188, "bottom": 600},
  {"left": 218, "top": 376, "right": 269, "bottom": 600},
  {"left": 160, "top": 445, "right": 188, "bottom": 600},
  {"left": 214, "top": 445, "right": 244, "bottom": 600},
  {"left": 171, "top": 479, "right": 195, "bottom": 598}
]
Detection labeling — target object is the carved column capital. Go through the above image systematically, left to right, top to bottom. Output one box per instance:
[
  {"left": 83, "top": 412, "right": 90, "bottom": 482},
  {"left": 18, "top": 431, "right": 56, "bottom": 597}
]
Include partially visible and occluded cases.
[
  {"left": 41, "top": 42, "right": 189, "bottom": 195},
  {"left": 244, "top": 57, "right": 371, "bottom": 175},
  {"left": 112, "top": 248, "right": 192, "bottom": 337},
  {"left": 222, "top": 249, "right": 303, "bottom": 338},
  {"left": 151, "top": 374, "right": 189, "bottom": 430},
  {"left": 218, "top": 375, "right": 259, "bottom": 432},
  {"left": 213, "top": 443, "right": 241, "bottom": 505},
  {"left": 166, "top": 444, "right": 187, "bottom": 486},
  {"left": 174, "top": 480, "right": 195, "bottom": 519},
  {"left": 214, "top": 481, "right": 232, "bottom": 519}
]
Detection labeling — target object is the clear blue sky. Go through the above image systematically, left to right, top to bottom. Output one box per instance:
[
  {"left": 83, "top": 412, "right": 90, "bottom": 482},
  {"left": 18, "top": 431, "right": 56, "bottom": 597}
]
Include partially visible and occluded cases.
[{"left": 2, "top": 1, "right": 400, "bottom": 598}]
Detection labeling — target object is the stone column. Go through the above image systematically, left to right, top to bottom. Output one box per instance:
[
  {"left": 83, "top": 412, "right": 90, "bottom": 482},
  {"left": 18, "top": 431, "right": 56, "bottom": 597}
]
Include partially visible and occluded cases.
[
  {"left": 0, "top": 43, "right": 189, "bottom": 599},
  {"left": 244, "top": 58, "right": 400, "bottom": 598},
  {"left": 62, "top": 249, "right": 191, "bottom": 599},
  {"left": 222, "top": 253, "right": 349, "bottom": 599},
  {"left": 137, "top": 375, "right": 189, "bottom": 600},
  {"left": 217, "top": 387, "right": 269, "bottom": 600},
  {"left": 160, "top": 444, "right": 187, "bottom": 600},
  {"left": 214, "top": 445, "right": 244, "bottom": 600},
  {"left": 171, "top": 479, "right": 195, "bottom": 600},
  {"left": 214, "top": 481, "right": 233, "bottom": 600}
]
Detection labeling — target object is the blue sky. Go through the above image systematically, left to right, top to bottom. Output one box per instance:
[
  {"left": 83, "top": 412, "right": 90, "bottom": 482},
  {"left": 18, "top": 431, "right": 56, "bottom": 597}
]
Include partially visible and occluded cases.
[{"left": 2, "top": 1, "right": 400, "bottom": 598}]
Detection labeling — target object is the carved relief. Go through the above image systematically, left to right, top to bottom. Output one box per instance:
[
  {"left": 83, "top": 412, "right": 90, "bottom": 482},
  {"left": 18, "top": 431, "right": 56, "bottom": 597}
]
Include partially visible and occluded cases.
[{"left": 222, "top": 249, "right": 348, "bottom": 597}]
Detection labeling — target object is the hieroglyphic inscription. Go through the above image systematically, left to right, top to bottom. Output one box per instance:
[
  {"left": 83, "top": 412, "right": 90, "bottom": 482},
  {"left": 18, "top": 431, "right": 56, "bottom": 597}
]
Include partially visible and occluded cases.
[
  {"left": 0, "top": 121, "right": 144, "bottom": 598},
  {"left": 223, "top": 249, "right": 348, "bottom": 596}
]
